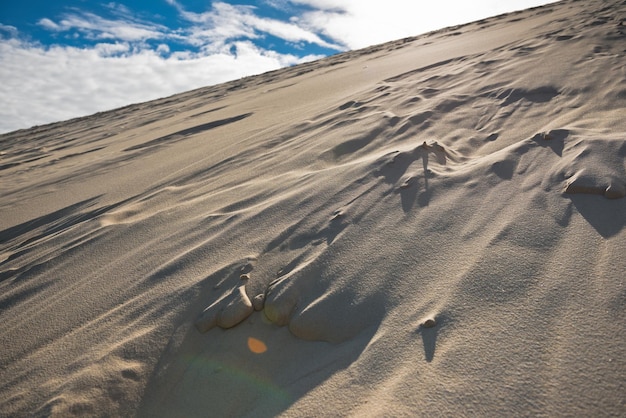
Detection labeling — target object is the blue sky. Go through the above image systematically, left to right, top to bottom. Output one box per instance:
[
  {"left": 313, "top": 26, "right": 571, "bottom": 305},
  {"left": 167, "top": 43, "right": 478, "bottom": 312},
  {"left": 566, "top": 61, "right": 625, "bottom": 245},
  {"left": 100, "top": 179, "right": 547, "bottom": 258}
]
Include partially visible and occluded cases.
[{"left": 0, "top": 1, "right": 558, "bottom": 133}]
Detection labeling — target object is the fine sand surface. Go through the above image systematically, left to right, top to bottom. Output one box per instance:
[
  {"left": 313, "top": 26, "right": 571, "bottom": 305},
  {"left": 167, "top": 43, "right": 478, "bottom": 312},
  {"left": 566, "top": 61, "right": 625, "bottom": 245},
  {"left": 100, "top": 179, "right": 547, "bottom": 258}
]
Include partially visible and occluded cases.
[{"left": 1, "top": 0, "right": 625, "bottom": 416}]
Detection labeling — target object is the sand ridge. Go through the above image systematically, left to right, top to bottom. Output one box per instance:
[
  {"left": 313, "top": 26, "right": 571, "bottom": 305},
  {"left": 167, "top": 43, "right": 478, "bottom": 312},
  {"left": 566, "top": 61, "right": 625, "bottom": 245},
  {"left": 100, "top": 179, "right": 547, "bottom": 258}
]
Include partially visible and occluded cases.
[{"left": 1, "top": 0, "right": 625, "bottom": 416}]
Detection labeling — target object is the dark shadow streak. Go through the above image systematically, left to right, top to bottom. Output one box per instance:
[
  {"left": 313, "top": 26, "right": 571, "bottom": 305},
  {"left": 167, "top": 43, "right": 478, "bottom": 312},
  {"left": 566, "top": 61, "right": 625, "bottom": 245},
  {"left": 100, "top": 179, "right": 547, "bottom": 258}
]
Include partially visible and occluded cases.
[
  {"left": 384, "top": 58, "right": 457, "bottom": 83},
  {"left": 500, "top": 86, "right": 560, "bottom": 106},
  {"left": 124, "top": 112, "right": 253, "bottom": 151},
  {"left": 531, "top": 129, "right": 567, "bottom": 156},
  {"left": 380, "top": 145, "right": 443, "bottom": 212},
  {"left": 415, "top": 147, "right": 435, "bottom": 208},
  {"left": 422, "top": 152, "right": 429, "bottom": 189},
  {"left": 400, "top": 183, "right": 419, "bottom": 212},
  {"left": 417, "top": 188, "right": 432, "bottom": 207},
  {"left": 567, "top": 194, "right": 625, "bottom": 238},
  {"left": 0, "top": 196, "right": 135, "bottom": 277},
  {"left": 0, "top": 197, "right": 100, "bottom": 246},
  {"left": 0, "top": 281, "right": 52, "bottom": 310},
  {"left": 417, "top": 315, "right": 448, "bottom": 362},
  {"left": 420, "top": 327, "right": 438, "bottom": 362}
]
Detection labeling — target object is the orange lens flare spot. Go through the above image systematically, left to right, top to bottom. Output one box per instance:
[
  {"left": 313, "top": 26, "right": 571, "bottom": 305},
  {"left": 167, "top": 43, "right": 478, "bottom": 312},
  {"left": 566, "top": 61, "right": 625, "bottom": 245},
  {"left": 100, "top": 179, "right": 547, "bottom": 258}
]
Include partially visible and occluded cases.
[{"left": 247, "top": 337, "right": 267, "bottom": 354}]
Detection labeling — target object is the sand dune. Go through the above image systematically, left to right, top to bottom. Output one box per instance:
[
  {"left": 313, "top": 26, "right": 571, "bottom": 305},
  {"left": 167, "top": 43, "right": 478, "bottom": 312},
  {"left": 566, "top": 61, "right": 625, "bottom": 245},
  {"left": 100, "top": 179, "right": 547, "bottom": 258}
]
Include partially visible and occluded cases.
[{"left": 1, "top": 0, "right": 625, "bottom": 416}]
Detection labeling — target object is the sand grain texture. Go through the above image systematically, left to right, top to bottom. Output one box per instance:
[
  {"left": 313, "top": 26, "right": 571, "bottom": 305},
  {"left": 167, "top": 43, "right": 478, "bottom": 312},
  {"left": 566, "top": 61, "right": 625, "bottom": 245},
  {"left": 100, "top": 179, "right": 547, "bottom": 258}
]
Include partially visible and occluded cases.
[{"left": 1, "top": 0, "right": 625, "bottom": 416}]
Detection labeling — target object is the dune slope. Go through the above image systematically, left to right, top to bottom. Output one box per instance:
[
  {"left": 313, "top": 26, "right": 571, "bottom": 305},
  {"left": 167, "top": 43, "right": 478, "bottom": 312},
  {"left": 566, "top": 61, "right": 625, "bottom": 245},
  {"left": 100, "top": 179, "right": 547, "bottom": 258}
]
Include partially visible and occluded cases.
[{"left": 1, "top": 0, "right": 625, "bottom": 416}]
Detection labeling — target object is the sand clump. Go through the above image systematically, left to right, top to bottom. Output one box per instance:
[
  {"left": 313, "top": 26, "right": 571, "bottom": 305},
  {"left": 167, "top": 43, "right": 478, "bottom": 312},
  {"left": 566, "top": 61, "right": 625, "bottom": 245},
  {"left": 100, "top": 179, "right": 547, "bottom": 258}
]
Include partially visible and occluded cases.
[
  {"left": 544, "top": 131, "right": 626, "bottom": 199},
  {"left": 195, "top": 285, "right": 254, "bottom": 332}
]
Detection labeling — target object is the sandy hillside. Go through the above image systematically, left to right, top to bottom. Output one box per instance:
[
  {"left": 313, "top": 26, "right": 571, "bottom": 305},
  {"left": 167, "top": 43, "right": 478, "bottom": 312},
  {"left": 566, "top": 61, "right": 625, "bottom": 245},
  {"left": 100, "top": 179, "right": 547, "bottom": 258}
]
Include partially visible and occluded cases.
[{"left": 1, "top": 0, "right": 625, "bottom": 416}]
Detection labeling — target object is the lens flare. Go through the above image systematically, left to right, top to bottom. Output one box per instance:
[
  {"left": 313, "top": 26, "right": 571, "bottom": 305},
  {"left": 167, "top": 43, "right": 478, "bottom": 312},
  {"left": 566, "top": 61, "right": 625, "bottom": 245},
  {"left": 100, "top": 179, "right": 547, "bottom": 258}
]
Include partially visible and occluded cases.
[{"left": 247, "top": 337, "right": 267, "bottom": 354}]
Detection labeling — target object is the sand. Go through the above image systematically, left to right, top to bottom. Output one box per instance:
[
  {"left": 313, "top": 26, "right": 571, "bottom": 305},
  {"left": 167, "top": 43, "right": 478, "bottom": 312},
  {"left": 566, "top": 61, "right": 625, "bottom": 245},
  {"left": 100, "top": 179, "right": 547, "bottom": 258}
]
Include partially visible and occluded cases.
[{"left": 1, "top": 0, "right": 625, "bottom": 416}]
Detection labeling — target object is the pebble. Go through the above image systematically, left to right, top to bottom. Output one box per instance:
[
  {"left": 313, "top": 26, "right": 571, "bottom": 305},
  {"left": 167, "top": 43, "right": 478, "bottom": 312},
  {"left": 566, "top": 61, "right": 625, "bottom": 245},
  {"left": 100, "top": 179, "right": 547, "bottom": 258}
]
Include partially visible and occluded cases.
[
  {"left": 252, "top": 294, "right": 265, "bottom": 311},
  {"left": 422, "top": 318, "right": 436, "bottom": 328}
]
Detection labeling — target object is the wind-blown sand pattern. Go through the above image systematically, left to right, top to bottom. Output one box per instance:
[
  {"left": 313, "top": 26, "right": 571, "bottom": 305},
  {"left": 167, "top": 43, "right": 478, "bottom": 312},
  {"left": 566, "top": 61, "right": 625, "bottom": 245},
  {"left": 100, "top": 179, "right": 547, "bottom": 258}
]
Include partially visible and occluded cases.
[{"left": 1, "top": 0, "right": 625, "bottom": 416}]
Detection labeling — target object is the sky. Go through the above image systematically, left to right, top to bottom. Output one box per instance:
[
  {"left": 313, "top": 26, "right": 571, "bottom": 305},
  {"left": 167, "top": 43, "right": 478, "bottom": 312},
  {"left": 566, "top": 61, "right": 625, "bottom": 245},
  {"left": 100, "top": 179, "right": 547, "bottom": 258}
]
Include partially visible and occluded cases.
[{"left": 0, "top": 0, "right": 559, "bottom": 134}]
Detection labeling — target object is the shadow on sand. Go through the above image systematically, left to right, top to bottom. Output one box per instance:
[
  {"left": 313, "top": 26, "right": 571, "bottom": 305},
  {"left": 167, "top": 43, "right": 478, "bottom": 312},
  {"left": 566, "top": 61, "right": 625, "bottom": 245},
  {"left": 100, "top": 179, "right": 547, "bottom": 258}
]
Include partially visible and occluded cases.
[
  {"left": 124, "top": 113, "right": 253, "bottom": 152},
  {"left": 567, "top": 193, "right": 625, "bottom": 238},
  {"left": 137, "top": 316, "right": 380, "bottom": 417}
]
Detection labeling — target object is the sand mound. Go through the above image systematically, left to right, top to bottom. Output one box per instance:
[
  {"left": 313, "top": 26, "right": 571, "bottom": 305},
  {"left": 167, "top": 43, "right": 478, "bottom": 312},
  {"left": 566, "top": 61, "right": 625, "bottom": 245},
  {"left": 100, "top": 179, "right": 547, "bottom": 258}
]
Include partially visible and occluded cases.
[
  {"left": 1, "top": 0, "right": 625, "bottom": 416},
  {"left": 554, "top": 133, "right": 626, "bottom": 198}
]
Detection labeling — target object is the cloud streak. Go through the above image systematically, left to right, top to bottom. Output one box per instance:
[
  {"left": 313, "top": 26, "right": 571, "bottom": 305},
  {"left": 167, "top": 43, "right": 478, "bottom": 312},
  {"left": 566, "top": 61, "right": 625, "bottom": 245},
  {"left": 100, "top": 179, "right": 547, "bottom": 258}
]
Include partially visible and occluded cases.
[
  {"left": 166, "top": 1, "right": 341, "bottom": 51},
  {"left": 38, "top": 13, "right": 164, "bottom": 42}
]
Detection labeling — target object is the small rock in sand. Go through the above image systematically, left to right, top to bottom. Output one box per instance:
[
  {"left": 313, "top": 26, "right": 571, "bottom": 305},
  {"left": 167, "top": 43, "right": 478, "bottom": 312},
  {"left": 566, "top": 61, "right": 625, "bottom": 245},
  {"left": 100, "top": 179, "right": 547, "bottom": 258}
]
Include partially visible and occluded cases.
[
  {"left": 605, "top": 183, "right": 626, "bottom": 199},
  {"left": 253, "top": 294, "right": 265, "bottom": 311},
  {"left": 422, "top": 318, "right": 437, "bottom": 328}
]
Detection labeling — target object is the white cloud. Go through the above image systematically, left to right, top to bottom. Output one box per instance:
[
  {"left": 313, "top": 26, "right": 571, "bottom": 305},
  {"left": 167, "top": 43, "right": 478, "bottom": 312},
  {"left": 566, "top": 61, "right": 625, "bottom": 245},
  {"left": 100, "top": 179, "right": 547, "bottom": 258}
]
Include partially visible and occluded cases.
[
  {"left": 291, "top": 0, "right": 560, "bottom": 49},
  {"left": 165, "top": 1, "right": 342, "bottom": 51},
  {"left": 246, "top": 10, "right": 338, "bottom": 49},
  {"left": 37, "top": 12, "right": 166, "bottom": 42},
  {"left": 36, "top": 18, "right": 61, "bottom": 31},
  {"left": 0, "top": 36, "right": 319, "bottom": 133},
  {"left": 93, "top": 41, "right": 131, "bottom": 56},
  {"left": 156, "top": 43, "right": 170, "bottom": 54}
]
